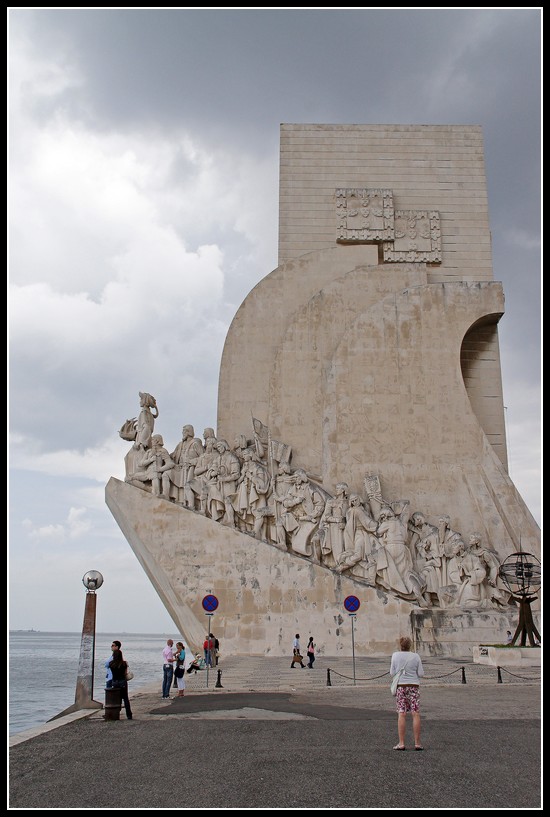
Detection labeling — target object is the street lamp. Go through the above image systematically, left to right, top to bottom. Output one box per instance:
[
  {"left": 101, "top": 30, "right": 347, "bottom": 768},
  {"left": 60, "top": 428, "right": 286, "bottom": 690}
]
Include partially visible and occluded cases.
[
  {"left": 49, "top": 570, "right": 104, "bottom": 720},
  {"left": 83, "top": 570, "right": 104, "bottom": 592}
]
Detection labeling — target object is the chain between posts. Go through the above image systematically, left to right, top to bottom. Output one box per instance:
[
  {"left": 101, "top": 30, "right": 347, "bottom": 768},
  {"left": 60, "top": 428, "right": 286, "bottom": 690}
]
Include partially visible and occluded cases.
[{"left": 325, "top": 665, "right": 540, "bottom": 686}]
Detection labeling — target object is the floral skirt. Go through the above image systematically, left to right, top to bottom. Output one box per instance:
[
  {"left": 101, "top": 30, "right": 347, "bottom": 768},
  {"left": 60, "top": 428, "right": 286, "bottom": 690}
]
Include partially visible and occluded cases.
[{"left": 395, "top": 685, "right": 420, "bottom": 713}]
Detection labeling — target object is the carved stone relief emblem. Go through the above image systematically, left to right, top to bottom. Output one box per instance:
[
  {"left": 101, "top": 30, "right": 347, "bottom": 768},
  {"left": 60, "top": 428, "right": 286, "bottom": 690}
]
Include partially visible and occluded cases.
[
  {"left": 335, "top": 188, "right": 441, "bottom": 264},
  {"left": 336, "top": 188, "right": 395, "bottom": 242},
  {"left": 382, "top": 210, "right": 442, "bottom": 263}
]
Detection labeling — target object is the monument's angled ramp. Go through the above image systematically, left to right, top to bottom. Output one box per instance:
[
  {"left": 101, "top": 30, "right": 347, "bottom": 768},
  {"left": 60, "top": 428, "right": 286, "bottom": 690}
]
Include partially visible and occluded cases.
[{"left": 105, "top": 476, "right": 416, "bottom": 656}]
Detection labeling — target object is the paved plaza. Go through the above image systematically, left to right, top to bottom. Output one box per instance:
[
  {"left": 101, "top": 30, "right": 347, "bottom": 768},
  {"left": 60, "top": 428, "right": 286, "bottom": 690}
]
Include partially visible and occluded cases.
[{"left": 9, "top": 655, "right": 541, "bottom": 809}]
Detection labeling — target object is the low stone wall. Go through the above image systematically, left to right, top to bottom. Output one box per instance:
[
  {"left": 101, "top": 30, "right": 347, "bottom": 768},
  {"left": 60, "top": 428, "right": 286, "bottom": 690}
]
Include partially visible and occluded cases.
[
  {"left": 411, "top": 609, "right": 528, "bottom": 658},
  {"left": 473, "top": 645, "right": 541, "bottom": 667}
]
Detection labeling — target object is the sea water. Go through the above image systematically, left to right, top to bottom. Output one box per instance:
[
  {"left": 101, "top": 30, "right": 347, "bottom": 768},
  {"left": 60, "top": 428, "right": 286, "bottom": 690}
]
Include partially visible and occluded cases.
[{"left": 9, "top": 631, "right": 176, "bottom": 736}]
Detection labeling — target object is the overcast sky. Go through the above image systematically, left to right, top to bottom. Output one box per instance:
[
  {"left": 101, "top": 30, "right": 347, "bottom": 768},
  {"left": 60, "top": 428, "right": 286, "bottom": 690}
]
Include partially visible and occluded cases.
[{"left": 8, "top": 8, "right": 541, "bottom": 636}]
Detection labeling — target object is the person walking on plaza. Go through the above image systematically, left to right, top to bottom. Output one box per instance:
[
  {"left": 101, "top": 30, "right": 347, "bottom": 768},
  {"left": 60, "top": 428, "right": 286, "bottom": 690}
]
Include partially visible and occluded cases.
[
  {"left": 212, "top": 633, "right": 220, "bottom": 665},
  {"left": 291, "top": 633, "right": 305, "bottom": 668},
  {"left": 203, "top": 634, "right": 215, "bottom": 667},
  {"left": 306, "top": 636, "right": 316, "bottom": 669},
  {"left": 390, "top": 636, "right": 424, "bottom": 750},
  {"left": 162, "top": 638, "right": 175, "bottom": 698},
  {"left": 105, "top": 639, "right": 121, "bottom": 688},
  {"left": 173, "top": 641, "right": 187, "bottom": 697},
  {"left": 109, "top": 648, "right": 133, "bottom": 719}
]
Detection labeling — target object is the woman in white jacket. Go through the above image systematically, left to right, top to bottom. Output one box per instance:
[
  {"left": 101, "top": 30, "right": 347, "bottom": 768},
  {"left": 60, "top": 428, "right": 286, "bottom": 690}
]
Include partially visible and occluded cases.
[{"left": 390, "top": 636, "right": 424, "bottom": 750}]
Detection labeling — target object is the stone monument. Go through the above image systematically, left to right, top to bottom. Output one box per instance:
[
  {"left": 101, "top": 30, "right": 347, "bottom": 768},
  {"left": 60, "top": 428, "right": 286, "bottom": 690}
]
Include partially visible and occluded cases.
[{"left": 106, "top": 124, "right": 540, "bottom": 657}]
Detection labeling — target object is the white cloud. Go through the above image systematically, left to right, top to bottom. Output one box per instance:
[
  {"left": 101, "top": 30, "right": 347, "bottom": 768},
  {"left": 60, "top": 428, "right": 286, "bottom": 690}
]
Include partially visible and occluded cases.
[
  {"left": 10, "top": 434, "right": 126, "bottom": 482},
  {"left": 22, "top": 506, "right": 92, "bottom": 541}
]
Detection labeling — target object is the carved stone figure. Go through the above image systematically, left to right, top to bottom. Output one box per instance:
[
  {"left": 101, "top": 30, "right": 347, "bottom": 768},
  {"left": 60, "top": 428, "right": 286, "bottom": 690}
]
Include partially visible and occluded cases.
[
  {"left": 123, "top": 391, "right": 159, "bottom": 480},
  {"left": 135, "top": 392, "right": 158, "bottom": 450},
  {"left": 169, "top": 425, "right": 204, "bottom": 509},
  {"left": 203, "top": 427, "right": 217, "bottom": 448},
  {"left": 126, "top": 434, "right": 174, "bottom": 499},
  {"left": 232, "top": 434, "right": 251, "bottom": 466},
  {"left": 192, "top": 435, "right": 219, "bottom": 514},
  {"left": 205, "top": 439, "right": 241, "bottom": 526},
  {"left": 232, "top": 448, "right": 271, "bottom": 538},
  {"left": 267, "top": 461, "right": 295, "bottom": 548},
  {"left": 280, "top": 469, "right": 324, "bottom": 556},
  {"left": 318, "top": 483, "right": 350, "bottom": 568},
  {"left": 335, "top": 494, "right": 378, "bottom": 581},
  {"left": 375, "top": 502, "right": 429, "bottom": 607},
  {"left": 406, "top": 511, "right": 442, "bottom": 598},
  {"left": 407, "top": 511, "right": 438, "bottom": 566},
  {"left": 436, "top": 515, "right": 464, "bottom": 586},
  {"left": 441, "top": 532, "right": 508, "bottom": 610},
  {"left": 467, "top": 533, "right": 510, "bottom": 608},
  {"left": 446, "top": 535, "right": 488, "bottom": 609},
  {"left": 416, "top": 537, "right": 443, "bottom": 599}
]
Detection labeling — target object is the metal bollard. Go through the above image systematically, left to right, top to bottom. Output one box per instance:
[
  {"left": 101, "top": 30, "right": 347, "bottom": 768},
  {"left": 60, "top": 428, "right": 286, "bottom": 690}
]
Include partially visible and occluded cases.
[
  {"left": 497, "top": 666, "right": 503, "bottom": 684},
  {"left": 461, "top": 667, "right": 467, "bottom": 684},
  {"left": 326, "top": 668, "right": 332, "bottom": 687},
  {"left": 215, "top": 669, "right": 223, "bottom": 688},
  {"left": 104, "top": 687, "right": 122, "bottom": 720}
]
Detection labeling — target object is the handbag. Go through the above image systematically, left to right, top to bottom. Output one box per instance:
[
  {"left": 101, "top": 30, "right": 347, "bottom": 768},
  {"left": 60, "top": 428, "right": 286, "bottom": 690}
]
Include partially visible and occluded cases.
[
  {"left": 119, "top": 418, "right": 137, "bottom": 441},
  {"left": 390, "top": 658, "right": 412, "bottom": 695},
  {"left": 125, "top": 666, "right": 134, "bottom": 681},
  {"left": 174, "top": 666, "right": 185, "bottom": 678}
]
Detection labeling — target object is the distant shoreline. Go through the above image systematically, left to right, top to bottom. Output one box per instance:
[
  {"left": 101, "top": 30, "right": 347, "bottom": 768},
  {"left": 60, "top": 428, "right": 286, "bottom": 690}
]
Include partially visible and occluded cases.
[{"left": 9, "top": 630, "right": 175, "bottom": 635}]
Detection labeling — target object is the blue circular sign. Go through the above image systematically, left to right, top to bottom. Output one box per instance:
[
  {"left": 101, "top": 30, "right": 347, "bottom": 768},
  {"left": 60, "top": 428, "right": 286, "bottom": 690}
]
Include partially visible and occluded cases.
[
  {"left": 202, "top": 594, "right": 219, "bottom": 612},
  {"left": 344, "top": 595, "right": 360, "bottom": 612}
]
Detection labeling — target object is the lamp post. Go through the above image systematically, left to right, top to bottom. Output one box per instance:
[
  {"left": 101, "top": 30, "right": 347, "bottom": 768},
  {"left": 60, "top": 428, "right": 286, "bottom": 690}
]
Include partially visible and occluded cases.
[{"left": 49, "top": 570, "right": 104, "bottom": 720}]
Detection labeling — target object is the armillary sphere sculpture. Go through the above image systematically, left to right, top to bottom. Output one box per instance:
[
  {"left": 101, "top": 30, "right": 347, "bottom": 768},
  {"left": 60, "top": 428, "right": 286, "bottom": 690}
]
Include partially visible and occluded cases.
[{"left": 498, "top": 552, "right": 541, "bottom": 646}]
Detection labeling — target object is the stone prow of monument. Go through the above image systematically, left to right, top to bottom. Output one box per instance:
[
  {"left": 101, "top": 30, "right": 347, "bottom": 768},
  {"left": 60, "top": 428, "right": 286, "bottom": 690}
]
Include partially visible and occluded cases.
[{"left": 106, "top": 124, "right": 540, "bottom": 658}]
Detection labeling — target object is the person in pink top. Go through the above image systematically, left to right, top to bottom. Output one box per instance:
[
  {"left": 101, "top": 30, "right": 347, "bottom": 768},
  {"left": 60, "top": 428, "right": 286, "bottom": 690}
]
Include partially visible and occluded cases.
[{"left": 161, "top": 638, "right": 175, "bottom": 699}]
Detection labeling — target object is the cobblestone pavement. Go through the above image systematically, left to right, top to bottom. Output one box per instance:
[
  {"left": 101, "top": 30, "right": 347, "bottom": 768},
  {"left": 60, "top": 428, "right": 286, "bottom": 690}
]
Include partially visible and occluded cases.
[{"left": 143, "top": 653, "right": 540, "bottom": 694}]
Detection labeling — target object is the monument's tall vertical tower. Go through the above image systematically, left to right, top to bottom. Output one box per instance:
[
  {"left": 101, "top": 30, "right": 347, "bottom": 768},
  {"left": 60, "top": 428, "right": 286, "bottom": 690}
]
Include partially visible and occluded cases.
[
  {"left": 220, "top": 124, "right": 508, "bottom": 472},
  {"left": 218, "top": 125, "right": 538, "bottom": 553}
]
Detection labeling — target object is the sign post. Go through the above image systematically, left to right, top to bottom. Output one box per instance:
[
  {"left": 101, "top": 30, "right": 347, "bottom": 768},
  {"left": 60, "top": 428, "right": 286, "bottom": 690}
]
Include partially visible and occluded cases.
[
  {"left": 201, "top": 594, "right": 219, "bottom": 688},
  {"left": 344, "top": 595, "right": 361, "bottom": 686}
]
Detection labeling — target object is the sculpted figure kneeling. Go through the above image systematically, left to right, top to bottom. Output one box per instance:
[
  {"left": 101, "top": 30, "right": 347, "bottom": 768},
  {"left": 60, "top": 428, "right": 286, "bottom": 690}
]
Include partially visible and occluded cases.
[
  {"left": 126, "top": 434, "right": 174, "bottom": 499},
  {"left": 280, "top": 469, "right": 324, "bottom": 557}
]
